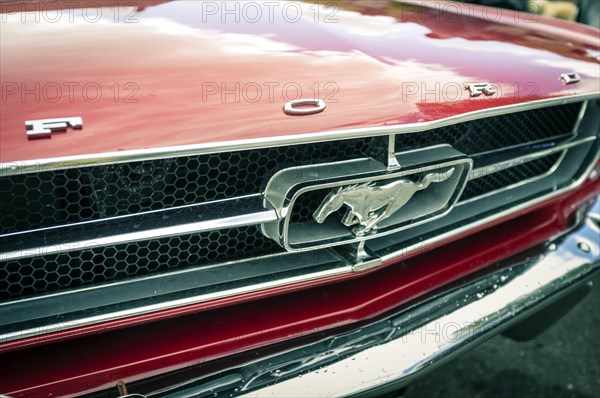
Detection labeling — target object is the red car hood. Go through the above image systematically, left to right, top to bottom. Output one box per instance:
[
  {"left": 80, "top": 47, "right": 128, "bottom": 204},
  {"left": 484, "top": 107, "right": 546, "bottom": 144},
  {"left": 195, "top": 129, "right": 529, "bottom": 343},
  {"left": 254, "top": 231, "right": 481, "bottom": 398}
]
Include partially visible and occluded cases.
[{"left": 1, "top": 0, "right": 599, "bottom": 163}]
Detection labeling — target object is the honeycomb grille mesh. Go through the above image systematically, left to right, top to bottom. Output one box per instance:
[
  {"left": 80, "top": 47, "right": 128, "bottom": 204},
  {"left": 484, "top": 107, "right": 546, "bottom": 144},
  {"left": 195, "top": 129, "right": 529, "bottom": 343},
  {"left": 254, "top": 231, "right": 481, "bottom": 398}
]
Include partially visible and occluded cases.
[
  {"left": 394, "top": 102, "right": 580, "bottom": 153},
  {"left": 0, "top": 226, "right": 280, "bottom": 301}
]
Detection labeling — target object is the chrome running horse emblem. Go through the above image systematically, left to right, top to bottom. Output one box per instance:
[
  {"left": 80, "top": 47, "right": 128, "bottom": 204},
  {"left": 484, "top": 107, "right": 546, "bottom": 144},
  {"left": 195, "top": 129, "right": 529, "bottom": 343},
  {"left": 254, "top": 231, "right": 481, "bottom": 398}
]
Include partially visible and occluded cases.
[{"left": 313, "top": 168, "right": 455, "bottom": 236}]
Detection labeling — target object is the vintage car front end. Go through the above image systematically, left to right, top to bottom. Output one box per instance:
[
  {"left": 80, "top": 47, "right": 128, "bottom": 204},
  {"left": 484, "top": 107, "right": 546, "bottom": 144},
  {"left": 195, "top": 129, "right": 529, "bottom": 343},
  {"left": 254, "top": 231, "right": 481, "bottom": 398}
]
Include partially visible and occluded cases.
[{"left": 0, "top": 1, "right": 599, "bottom": 397}]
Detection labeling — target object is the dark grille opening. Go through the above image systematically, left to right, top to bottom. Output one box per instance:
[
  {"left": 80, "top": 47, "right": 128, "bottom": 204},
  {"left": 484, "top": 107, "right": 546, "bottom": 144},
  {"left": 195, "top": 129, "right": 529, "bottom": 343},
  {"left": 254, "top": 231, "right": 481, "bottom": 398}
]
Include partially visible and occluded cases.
[
  {"left": 394, "top": 102, "right": 581, "bottom": 154},
  {"left": 460, "top": 153, "right": 562, "bottom": 201},
  {"left": 0, "top": 226, "right": 281, "bottom": 302}
]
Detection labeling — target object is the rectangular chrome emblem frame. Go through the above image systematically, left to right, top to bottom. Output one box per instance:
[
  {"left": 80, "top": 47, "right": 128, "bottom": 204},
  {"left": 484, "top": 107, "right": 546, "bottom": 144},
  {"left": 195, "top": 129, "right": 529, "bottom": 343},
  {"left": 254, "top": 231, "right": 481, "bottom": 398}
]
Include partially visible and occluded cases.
[{"left": 261, "top": 145, "right": 473, "bottom": 251}]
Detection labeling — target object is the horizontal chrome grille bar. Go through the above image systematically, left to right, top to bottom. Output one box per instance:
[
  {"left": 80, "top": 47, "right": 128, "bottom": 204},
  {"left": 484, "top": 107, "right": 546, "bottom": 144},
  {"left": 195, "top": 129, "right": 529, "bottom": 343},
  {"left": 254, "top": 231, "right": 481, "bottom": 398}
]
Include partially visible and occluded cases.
[
  {"left": 467, "top": 135, "right": 595, "bottom": 181},
  {"left": 0, "top": 195, "right": 277, "bottom": 262}
]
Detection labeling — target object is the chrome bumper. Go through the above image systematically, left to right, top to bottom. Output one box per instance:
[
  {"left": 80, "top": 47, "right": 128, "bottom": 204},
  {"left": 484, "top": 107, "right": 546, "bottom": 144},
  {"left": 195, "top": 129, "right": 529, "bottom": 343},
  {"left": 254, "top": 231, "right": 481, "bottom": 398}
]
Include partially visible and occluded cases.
[{"left": 136, "top": 201, "right": 600, "bottom": 398}]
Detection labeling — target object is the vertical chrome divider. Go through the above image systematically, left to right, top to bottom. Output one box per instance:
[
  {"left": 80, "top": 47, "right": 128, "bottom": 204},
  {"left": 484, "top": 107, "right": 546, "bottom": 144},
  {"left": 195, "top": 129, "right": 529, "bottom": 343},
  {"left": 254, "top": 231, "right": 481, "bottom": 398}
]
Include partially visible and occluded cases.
[
  {"left": 572, "top": 101, "right": 589, "bottom": 134},
  {"left": 388, "top": 135, "right": 401, "bottom": 169}
]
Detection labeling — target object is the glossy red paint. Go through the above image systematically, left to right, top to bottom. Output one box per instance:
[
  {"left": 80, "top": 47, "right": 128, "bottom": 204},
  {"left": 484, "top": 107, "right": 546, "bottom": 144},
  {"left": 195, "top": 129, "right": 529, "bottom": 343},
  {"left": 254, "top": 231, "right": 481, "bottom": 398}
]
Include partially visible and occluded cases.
[
  {"left": 1, "top": 0, "right": 599, "bottom": 163},
  {"left": 1, "top": 174, "right": 598, "bottom": 397}
]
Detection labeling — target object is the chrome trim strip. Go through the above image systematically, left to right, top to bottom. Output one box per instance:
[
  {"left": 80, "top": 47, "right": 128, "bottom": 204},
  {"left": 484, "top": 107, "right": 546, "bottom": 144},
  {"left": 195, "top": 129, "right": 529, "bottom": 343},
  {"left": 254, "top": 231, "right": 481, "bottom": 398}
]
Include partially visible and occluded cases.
[
  {"left": 1, "top": 94, "right": 596, "bottom": 176},
  {"left": 470, "top": 131, "right": 574, "bottom": 158},
  {"left": 467, "top": 135, "right": 595, "bottom": 181},
  {"left": 0, "top": 193, "right": 264, "bottom": 239},
  {"left": 0, "top": 195, "right": 278, "bottom": 262},
  {"left": 234, "top": 206, "right": 599, "bottom": 398}
]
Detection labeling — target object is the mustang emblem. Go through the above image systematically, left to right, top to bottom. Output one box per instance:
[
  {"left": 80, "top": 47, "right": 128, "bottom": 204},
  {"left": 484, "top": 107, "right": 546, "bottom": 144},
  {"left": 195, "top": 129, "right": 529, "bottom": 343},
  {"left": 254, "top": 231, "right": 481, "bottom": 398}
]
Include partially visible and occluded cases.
[{"left": 313, "top": 168, "right": 455, "bottom": 236}]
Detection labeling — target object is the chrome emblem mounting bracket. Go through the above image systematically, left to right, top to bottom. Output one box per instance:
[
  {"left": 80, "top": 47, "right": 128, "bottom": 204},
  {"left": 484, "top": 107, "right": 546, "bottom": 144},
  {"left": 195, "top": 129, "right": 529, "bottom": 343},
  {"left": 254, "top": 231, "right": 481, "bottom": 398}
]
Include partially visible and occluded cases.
[
  {"left": 25, "top": 117, "right": 83, "bottom": 139},
  {"left": 261, "top": 144, "right": 472, "bottom": 252}
]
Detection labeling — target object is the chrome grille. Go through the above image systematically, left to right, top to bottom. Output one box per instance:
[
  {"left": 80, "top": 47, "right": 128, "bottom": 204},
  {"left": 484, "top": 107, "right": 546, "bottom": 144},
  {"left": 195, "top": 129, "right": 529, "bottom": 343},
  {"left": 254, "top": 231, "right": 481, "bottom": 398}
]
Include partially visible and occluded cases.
[{"left": 0, "top": 97, "right": 598, "bottom": 343}]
